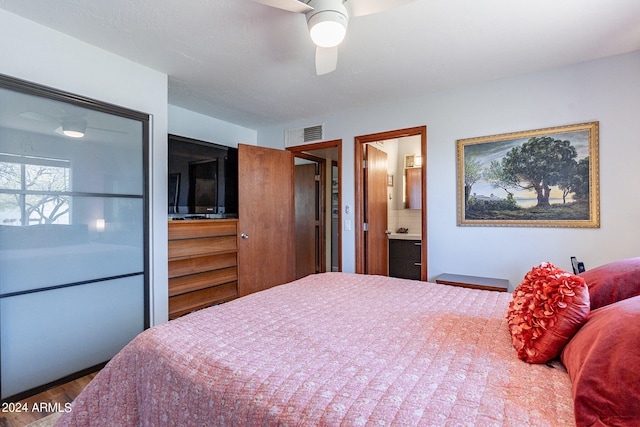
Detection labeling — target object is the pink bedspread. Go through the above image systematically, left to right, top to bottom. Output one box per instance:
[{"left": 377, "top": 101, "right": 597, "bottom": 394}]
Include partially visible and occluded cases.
[{"left": 55, "top": 273, "right": 574, "bottom": 426}]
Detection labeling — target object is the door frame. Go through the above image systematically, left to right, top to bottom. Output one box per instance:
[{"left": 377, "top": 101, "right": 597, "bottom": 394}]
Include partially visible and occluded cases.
[
  {"left": 355, "top": 126, "right": 427, "bottom": 280},
  {"left": 287, "top": 139, "right": 342, "bottom": 272}
]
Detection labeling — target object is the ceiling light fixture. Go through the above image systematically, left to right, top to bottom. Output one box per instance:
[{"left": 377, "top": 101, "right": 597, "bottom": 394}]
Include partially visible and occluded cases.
[
  {"left": 306, "top": 0, "right": 348, "bottom": 48},
  {"left": 62, "top": 118, "right": 87, "bottom": 138}
]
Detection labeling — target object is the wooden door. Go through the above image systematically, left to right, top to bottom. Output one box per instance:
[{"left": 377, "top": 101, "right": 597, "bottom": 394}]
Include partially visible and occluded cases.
[
  {"left": 238, "top": 144, "right": 295, "bottom": 296},
  {"left": 365, "top": 145, "right": 389, "bottom": 276},
  {"left": 295, "top": 163, "right": 317, "bottom": 279}
]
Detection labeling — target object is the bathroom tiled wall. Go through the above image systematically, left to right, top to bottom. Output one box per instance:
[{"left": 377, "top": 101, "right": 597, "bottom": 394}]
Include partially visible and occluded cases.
[{"left": 388, "top": 209, "right": 422, "bottom": 234}]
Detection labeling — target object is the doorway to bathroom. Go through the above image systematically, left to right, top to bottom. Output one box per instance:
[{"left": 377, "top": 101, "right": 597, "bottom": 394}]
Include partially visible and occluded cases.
[{"left": 354, "top": 126, "right": 427, "bottom": 280}]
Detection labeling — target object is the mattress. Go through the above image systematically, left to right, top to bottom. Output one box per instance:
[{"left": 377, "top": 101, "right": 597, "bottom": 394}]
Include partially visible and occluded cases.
[{"left": 55, "top": 272, "right": 574, "bottom": 426}]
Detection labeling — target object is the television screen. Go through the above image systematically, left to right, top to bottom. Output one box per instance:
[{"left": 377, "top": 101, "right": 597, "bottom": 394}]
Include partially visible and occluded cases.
[{"left": 168, "top": 134, "right": 238, "bottom": 218}]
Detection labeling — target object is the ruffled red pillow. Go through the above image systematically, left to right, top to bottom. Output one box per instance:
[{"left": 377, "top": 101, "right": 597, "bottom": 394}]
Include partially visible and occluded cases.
[{"left": 506, "top": 262, "right": 590, "bottom": 363}]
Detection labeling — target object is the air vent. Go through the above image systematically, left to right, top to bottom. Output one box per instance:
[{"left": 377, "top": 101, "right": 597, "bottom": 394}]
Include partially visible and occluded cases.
[{"left": 285, "top": 124, "right": 324, "bottom": 146}]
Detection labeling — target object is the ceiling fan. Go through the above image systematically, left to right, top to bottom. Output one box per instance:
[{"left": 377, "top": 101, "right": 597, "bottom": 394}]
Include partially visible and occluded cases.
[{"left": 251, "top": 0, "right": 415, "bottom": 75}]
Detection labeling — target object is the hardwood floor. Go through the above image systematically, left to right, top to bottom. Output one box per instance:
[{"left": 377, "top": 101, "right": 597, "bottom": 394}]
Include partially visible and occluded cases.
[{"left": 0, "top": 372, "right": 97, "bottom": 427}]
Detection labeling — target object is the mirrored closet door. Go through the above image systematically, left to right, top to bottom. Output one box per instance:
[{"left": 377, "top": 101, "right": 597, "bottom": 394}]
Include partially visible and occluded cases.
[{"left": 0, "top": 75, "right": 149, "bottom": 401}]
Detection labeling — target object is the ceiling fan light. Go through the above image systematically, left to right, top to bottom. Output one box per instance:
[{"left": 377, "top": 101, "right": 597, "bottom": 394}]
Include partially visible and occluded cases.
[
  {"left": 306, "top": 0, "right": 348, "bottom": 48},
  {"left": 309, "top": 19, "right": 347, "bottom": 47},
  {"left": 62, "top": 118, "right": 87, "bottom": 138},
  {"left": 63, "top": 129, "right": 84, "bottom": 138}
]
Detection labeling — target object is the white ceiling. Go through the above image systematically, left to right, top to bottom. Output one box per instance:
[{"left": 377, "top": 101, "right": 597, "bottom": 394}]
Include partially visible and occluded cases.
[{"left": 1, "top": 0, "right": 639, "bottom": 129}]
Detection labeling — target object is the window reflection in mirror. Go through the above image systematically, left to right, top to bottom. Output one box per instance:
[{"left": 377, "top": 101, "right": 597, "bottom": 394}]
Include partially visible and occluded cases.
[{"left": 0, "top": 155, "right": 71, "bottom": 225}]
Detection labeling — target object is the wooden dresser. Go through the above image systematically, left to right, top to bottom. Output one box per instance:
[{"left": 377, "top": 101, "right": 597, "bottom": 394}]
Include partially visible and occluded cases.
[{"left": 168, "top": 219, "right": 238, "bottom": 319}]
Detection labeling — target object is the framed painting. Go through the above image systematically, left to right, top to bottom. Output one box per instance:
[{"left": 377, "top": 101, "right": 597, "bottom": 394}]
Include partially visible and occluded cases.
[{"left": 457, "top": 122, "right": 599, "bottom": 227}]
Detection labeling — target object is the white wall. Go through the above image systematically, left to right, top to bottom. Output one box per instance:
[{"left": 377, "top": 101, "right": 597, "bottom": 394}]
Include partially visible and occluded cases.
[
  {"left": 3, "top": 6, "right": 637, "bottom": 293},
  {"left": 0, "top": 9, "right": 169, "bottom": 324},
  {"left": 258, "top": 51, "right": 640, "bottom": 289},
  {"left": 168, "top": 105, "right": 257, "bottom": 147}
]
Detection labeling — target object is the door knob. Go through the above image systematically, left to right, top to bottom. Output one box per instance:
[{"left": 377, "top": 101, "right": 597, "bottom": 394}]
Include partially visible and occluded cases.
[{"left": 241, "top": 233, "right": 249, "bottom": 239}]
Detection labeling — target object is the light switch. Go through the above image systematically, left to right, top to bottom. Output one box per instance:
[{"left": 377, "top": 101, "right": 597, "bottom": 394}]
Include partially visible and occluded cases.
[{"left": 344, "top": 219, "right": 351, "bottom": 231}]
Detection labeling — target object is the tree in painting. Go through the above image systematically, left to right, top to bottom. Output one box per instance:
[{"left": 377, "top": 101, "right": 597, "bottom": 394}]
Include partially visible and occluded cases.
[
  {"left": 494, "top": 136, "right": 579, "bottom": 207},
  {"left": 463, "top": 157, "right": 483, "bottom": 208},
  {"left": 571, "top": 157, "right": 591, "bottom": 203},
  {"left": 485, "top": 160, "right": 516, "bottom": 203}
]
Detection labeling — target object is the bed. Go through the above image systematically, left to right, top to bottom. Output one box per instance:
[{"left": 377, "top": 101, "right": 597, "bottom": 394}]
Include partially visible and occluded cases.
[{"left": 54, "top": 265, "right": 640, "bottom": 426}]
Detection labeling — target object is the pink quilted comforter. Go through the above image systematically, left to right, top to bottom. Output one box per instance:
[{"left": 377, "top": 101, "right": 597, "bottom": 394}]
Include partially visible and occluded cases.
[{"left": 55, "top": 273, "right": 574, "bottom": 426}]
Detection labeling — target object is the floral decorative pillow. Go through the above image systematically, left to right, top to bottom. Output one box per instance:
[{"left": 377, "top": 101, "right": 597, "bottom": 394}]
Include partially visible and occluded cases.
[{"left": 506, "top": 262, "right": 590, "bottom": 363}]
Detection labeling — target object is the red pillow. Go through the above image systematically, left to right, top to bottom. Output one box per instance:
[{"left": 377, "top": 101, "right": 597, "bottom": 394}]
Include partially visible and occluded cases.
[
  {"left": 579, "top": 257, "right": 640, "bottom": 309},
  {"left": 506, "top": 262, "right": 590, "bottom": 363},
  {"left": 561, "top": 295, "right": 640, "bottom": 427}
]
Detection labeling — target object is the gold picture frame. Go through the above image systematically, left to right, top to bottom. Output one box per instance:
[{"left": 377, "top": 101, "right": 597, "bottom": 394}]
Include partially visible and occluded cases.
[{"left": 457, "top": 122, "right": 599, "bottom": 227}]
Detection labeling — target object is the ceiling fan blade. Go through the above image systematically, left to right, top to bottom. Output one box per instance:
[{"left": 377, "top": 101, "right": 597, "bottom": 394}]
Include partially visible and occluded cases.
[
  {"left": 251, "top": 0, "right": 313, "bottom": 13},
  {"left": 346, "top": 0, "right": 415, "bottom": 17},
  {"left": 316, "top": 46, "right": 338, "bottom": 75},
  {"left": 19, "top": 111, "right": 58, "bottom": 122},
  {"left": 88, "top": 126, "right": 129, "bottom": 135}
]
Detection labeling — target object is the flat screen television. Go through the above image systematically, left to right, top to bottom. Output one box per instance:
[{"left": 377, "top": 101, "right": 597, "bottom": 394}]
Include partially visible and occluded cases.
[{"left": 168, "top": 134, "right": 238, "bottom": 219}]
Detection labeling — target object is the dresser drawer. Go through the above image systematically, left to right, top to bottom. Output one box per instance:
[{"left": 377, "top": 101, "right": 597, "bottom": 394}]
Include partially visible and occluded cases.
[
  {"left": 168, "top": 219, "right": 237, "bottom": 240},
  {"left": 168, "top": 235, "right": 237, "bottom": 259},
  {"left": 389, "top": 239, "right": 421, "bottom": 280},
  {"left": 389, "top": 239, "right": 421, "bottom": 260},
  {"left": 169, "top": 252, "right": 237, "bottom": 278},
  {"left": 389, "top": 258, "right": 421, "bottom": 280},
  {"left": 169, "top": 266, "right": 238, "bottom": 297},
  {"left": 169, "top": 281, "right": 238, "bottom": 319}
]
